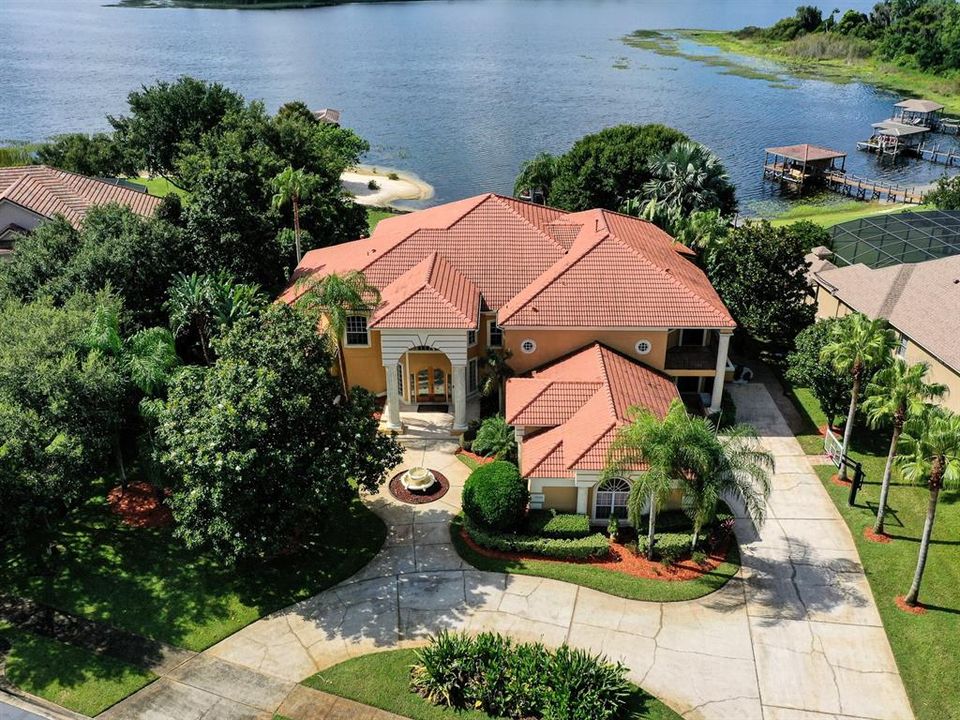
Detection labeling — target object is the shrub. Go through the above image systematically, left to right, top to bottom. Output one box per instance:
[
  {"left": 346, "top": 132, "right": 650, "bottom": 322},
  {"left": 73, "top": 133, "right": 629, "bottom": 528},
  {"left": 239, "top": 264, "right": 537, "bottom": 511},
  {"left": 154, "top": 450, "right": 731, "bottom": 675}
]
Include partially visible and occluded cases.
[
  {"left": 387, "top": 172, "right": 400, "bottom": 181},
  {"left": 367, "top": 179, "right": 380, "bottom": 190},
  {"left": 471, "top": 414, "right": 517, "bottom": 463},
  {"left": 461, "top": 461, "right": 528, "bottom": 531},
  {"left": 525, "top": 509, "right": 591, "bottom": 539},
  {"left": 607, "top": 516, "right": 620, "bottom": 541},
  {"left": 464, "top": 517, "right": 609, "bottom": 560},
  {"left": 639, "top": 531, "right": 693, "bottom": 564},
  {"left": 411, "top": 631, "right": 630, "bottom": 720}
]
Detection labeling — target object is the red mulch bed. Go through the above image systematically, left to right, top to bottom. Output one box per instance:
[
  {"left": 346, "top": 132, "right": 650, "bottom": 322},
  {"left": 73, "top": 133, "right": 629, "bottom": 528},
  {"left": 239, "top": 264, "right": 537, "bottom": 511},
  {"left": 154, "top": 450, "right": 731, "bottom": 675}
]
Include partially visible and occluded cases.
[
  {"left": 455, "top": 448, "right": 494, "bottom": 466},
  {"left": 388, "top": 470, "right": 450, "bottom": 505},
  {"left": 831, "top": 473, "right": 852, "bottom": 487},
  {"left": 107, "top": 482, "right": 172, "bottom": 529},
  {"left": 864, "top": 527, "right": 892, "bottom": 544},
  {"left": 460, "top": 528, "right": 730, "bottom": 582},
  {"left": 895, "top": 595, "right": 926, "bottom": 615}
]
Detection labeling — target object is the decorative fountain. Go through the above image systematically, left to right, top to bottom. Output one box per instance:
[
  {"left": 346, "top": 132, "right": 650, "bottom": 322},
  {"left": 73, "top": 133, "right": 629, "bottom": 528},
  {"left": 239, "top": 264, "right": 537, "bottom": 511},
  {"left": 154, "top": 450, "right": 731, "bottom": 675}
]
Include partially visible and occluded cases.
[{"left": 400, "top": 466, "right": 437, "bottom": 493}]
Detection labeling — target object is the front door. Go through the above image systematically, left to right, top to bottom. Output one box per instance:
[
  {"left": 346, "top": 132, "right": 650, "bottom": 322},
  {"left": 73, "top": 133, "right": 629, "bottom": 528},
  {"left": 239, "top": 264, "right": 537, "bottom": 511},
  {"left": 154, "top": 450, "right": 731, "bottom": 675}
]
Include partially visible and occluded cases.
[{"left": 415, "top": 367, "right": 449, "bottom": 403}]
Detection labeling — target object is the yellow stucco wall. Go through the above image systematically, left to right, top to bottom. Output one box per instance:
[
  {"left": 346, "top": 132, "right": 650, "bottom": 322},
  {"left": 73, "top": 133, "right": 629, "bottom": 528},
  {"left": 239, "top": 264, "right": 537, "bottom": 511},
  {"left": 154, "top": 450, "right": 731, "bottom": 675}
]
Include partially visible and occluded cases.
[
  {"left": 815, "top": 286, "right": 959, "bottom": 412},
  {"left": 343, "top": 329, "right": 386, "bottom": 395},
  {"left": 503, "top": 329, "right": 671, "bottom": 375},
  {"left": 402, "top": 351, "right": 452, "bottom": 402},
  {"left": 541, "top": 486, "right": 578, "bottom": 513}
]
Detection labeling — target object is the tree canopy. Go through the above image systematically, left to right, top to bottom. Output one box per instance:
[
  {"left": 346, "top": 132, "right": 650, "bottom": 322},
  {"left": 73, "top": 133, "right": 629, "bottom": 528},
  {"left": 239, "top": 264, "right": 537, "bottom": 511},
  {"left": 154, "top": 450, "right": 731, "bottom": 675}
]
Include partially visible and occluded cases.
[
  {"left": 36, "top": 133, "right": 137, "bottom": 177},
  {"left": 706, "top": 221, "right": 822, "bottom": 347},
  {"left": 154, "top": 303, "right": 403, "bottom": 561},
  {"left": 786, "top": 317, "right": 854, "bottom": 427}
]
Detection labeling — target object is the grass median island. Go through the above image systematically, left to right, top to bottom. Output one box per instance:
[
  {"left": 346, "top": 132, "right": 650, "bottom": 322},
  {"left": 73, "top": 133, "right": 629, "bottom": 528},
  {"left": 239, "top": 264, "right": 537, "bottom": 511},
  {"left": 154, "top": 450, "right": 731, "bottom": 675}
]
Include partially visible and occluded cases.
[
  {"left": 784, "top": 382, "right": 960, "bottom": 720},
  {"left": 0, "top": 486, "right": 386, "bottom": 653},
  {"left": 450, "top": 514, "right": 740, "bottom": 602},
  {"left": 0, "top": 622, "right": 156, "bottom": 716},
  {"left": 304, "top": 647, "right": 683, "bottom": 720}
]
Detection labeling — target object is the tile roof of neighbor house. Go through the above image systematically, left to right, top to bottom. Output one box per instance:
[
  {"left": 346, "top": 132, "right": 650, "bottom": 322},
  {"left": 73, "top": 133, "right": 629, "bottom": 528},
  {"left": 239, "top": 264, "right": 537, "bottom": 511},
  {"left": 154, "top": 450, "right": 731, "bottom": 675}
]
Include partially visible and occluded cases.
[
  {"left": 765, "top": 144, "right": 847, "bottom": 162},
  {"left": 0, "top": 165, "right": 161, "bottom": 227},
  {"left": 281, "top": 193, "right": 734, "bottom": 330},
  {"left": 370, "top": 252, "right": 480, "bottom": 329},
  {"left": 813, "top": 255, "right": 960, "bottom": 373},
  {"left": 506, "top": 343, "right": 680, "bottom": 478}
]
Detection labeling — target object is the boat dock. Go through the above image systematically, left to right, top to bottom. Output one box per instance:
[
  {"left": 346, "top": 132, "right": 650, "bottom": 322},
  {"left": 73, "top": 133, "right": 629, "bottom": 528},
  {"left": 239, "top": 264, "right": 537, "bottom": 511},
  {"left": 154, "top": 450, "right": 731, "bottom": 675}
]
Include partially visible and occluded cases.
[
  {"left": 917, "top": 143, "right": 960, "bottom": 166},
  {"left": 824, "top": 171, "right": 925, "bottom": 204}
]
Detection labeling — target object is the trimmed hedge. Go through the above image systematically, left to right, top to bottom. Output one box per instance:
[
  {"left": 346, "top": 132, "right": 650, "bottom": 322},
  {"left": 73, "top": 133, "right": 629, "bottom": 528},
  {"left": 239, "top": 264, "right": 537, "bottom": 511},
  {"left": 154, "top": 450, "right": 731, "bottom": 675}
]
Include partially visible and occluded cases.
[
  {"left": 462, "top": 461, "right": 528, "bottom": 531},
  {"left": 526, "top": 509, "right": 591, "bottom": 539},
  {"left": 464, "top": 516, "right": 610, "bottom": 560},
  {"left": 638, "top": 532, "right": 691, "bottom": 564},
  {"left": 411, "top": 631, "right": 631, "bottom": 720}
]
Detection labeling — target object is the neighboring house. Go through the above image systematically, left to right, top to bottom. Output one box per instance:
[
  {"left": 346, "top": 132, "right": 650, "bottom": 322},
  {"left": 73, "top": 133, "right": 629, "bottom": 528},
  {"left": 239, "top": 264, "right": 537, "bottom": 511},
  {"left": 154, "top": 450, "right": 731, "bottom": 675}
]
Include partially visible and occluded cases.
[
  {"left": 0, "top": 165, "right": 161, "bottom": 256},
  {"left": 281, "top": 193, "right": 736, "bottom": 520},
  {"left": 812, "top": 253, "right": 960, "bottom": 412}
]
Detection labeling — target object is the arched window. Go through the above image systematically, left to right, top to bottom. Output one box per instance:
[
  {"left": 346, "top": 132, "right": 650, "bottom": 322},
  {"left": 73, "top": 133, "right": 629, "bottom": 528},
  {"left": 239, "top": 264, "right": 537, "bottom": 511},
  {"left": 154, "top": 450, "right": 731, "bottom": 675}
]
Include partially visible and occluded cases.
[{"left": 594, "top": 477, "right": 630, "bottom": 520}]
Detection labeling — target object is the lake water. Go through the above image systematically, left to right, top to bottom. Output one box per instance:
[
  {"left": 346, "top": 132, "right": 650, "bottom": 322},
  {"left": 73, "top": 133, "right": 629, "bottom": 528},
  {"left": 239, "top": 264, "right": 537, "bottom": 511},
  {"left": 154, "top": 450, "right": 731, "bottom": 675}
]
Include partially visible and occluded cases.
[{"left": 1, "top": 0, "right": 957, "bottom": 215}]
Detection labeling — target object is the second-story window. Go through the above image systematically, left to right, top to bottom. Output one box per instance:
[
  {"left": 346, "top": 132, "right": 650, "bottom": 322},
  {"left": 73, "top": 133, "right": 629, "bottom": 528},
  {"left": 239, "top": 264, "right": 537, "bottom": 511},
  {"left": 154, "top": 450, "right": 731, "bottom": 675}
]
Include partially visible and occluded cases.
[
  {"left": 345, "top": 315, "right": 369, "bottom": 346},
  {"left": 488, "top": 320, "right": 503, "bottom": 348},
  {"left": 467, "top": 329, "right": 477, "bottom": 346}
]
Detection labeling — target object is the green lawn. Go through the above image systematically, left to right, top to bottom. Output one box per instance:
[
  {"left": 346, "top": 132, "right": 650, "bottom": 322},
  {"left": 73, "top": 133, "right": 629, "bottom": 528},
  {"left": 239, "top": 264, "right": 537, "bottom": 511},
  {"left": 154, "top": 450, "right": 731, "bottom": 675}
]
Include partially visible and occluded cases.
[
  {"left": 126, "top": 176, "right": 189, "bottom": 199},
  {"left": 770, "top": 201, "right": 926, "bottom": 229},
  {"left": 366, "top": 207, "right": 397, "bottom": 234},
  {"left": 784, "top": 385, "right": 960, "bottom": 720},
  {"left": 455, "top": 452, "right": 482, "bottom": 472},
  {"left": 0, "top": 490, "right": 386, "bottom": 652},
  {"left": 450, "top": 515, "right": 740, "bottom": 602},
  {"left": 0, "top": 623, "right": 156, "bottom": 716},
  {"left": 304, "top": 648, "right": 683, "bottom": 720}
]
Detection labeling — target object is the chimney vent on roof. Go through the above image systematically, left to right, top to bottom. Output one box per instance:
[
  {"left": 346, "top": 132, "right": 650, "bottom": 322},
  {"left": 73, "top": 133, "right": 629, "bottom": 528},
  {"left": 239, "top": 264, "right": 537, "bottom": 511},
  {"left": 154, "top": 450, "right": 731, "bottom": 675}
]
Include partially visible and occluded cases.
[{"left": 595, "top": 218, "right": 600, "bottom": 232}]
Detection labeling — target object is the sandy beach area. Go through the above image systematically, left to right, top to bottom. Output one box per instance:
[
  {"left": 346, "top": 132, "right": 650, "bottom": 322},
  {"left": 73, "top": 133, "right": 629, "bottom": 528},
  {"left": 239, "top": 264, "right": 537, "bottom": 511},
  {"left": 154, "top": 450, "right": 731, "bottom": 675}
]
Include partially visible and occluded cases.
[{"left": 341, "top": 165, "right": 434, "bottom": 208}]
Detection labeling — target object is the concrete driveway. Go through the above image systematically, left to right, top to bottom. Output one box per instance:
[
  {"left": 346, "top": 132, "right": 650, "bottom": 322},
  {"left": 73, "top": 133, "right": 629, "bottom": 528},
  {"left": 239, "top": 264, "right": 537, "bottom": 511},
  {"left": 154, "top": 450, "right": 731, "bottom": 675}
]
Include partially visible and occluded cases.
[{"left": 100, "top": 384, "right": 913, "bottom": 720}]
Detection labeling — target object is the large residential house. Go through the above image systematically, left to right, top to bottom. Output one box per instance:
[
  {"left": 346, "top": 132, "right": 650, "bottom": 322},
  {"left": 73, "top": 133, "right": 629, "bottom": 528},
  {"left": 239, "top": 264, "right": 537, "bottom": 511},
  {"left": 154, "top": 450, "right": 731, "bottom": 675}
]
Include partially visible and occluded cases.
[
  {"left": 0, "top": 165, "right": 161, "bottom": 256},
  {"left": 281, "top": 193, "right": 736, "bottom": 521},
  {"left": 811, "top": 253, "right": 960, "bottom": 412}
]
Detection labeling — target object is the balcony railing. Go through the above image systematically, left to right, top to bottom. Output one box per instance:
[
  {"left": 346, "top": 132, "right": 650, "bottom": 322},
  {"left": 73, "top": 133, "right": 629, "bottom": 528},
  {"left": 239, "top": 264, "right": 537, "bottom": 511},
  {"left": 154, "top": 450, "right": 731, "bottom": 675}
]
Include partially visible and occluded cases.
[{"left": 665, "top": 343, "right": 718, "bottom": 371}]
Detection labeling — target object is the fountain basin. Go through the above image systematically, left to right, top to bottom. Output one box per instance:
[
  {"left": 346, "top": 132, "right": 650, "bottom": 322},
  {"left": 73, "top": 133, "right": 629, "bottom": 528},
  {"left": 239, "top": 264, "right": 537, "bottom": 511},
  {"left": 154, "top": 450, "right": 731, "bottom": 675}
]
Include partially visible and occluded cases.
[{"left": 401, "top": 466, "right": 437, "bottom": 492}]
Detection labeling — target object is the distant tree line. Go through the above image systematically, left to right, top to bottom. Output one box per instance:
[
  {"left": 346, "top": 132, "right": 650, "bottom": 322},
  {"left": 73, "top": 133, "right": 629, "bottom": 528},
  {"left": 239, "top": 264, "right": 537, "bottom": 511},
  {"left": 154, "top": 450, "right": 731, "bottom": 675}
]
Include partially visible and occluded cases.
[{"left": 739, "top": 1, "right": 960, "bottom": 73}]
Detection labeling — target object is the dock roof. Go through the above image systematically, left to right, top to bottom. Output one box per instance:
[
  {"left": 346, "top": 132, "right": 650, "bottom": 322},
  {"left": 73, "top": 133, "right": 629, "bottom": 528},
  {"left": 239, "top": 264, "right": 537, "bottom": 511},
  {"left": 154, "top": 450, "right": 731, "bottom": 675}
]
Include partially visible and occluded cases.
[
  {"left": 895, "top": 99, "right": 944, "bottom": 113},
  {"left": 872, "top": 121, "right": 930, "bottom": 137},
  {"left": 765, "top": 144, "right": 847, "bottom": 162}
]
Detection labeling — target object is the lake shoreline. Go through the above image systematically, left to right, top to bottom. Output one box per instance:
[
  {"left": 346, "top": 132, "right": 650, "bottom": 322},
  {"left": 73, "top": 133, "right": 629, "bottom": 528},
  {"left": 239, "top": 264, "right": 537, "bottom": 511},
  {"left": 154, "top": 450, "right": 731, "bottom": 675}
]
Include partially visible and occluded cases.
[
  {"left": 668, "top": 29, "right": 960, "bottom": 115},
  {"left": 341, "top": 165, "right": 434, "bottom": 210}
]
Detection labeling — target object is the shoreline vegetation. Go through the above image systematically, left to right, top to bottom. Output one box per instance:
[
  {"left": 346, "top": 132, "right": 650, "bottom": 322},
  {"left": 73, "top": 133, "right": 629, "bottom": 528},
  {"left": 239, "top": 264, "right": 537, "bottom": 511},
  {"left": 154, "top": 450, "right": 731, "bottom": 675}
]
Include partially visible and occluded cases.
[{"left": 624, "top": 29, "right": 960, "bottom": 113}]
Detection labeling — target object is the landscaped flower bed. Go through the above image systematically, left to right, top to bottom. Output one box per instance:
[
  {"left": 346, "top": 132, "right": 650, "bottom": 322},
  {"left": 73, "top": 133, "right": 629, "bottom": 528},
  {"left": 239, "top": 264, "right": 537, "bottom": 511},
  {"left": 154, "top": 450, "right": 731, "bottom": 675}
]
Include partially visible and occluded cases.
[
  {"left": 463, "top": 515, "right": 610, "bottom": 560},
  {"left": 411, "top": 631, "right": 631, "bottom": 720}
]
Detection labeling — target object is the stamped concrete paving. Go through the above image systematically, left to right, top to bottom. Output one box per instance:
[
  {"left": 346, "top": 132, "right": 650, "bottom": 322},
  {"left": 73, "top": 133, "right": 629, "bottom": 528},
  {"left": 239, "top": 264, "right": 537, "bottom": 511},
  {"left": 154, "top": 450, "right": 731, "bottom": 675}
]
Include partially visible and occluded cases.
[{"left": 100, "top": 384, "right": 913, "bottom": 720}]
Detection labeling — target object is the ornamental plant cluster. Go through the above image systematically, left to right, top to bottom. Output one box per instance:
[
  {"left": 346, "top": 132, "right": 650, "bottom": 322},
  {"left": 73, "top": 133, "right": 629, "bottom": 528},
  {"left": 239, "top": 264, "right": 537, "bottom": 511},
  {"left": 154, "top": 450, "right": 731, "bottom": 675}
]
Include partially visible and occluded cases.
[{"left": 410, "top": 631, "right": 632, "bottom": 720}]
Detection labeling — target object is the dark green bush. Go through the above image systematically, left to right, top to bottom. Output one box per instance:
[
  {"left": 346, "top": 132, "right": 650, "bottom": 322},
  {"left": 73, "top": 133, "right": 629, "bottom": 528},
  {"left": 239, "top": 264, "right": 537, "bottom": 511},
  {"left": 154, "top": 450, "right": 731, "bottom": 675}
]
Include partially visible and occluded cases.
[
  {"left": 461, "top": 461, "right": 528, "bottom": 531},
  {"left": 526, "top": 509, "right": 591, "bottom": 539},
  {"left": 465, "top": 517, "right": 609, "bottom": 560},
  {"left": 639, "top": 532, "right": 693, "bottom": 564},
  {"left": 411, "top": 631, "right": 631, "bottom": 720}
]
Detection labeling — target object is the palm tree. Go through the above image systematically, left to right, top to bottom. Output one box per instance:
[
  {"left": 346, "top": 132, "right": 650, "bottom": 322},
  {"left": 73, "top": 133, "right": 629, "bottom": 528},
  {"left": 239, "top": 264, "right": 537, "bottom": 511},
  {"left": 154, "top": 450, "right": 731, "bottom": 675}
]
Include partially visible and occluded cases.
[
  {"left": 643, "top": 141, "right": 733, "bottom": 216},
  {"left": 513, "top": 152, "right": 559, "bottom": 203},
  {"left": 272, "top": 166, "right": 319, "bottom": 264},
  {"left": 295, "top": 270, "right": 381, "bottom": 396},
  {"left": 821, "top": 314, "right": 896, "bottom": 480},
  {"left": 480, "top": 348, "right": 515, "bottom": 415},
  {"left": 862, "top": 360, "right": 946, "bottom": 535},
  {"left": 605, "top": 399, "right": 694, "bottom": 558},
  {"left": 895, "top": 408, "right": 960, "bottom": 606},
  {"left": 471, "top": 415, "right": 517, "bottom": 463},
  {"left": 682, "top": 421, "right": 773, "bottom": 551}
]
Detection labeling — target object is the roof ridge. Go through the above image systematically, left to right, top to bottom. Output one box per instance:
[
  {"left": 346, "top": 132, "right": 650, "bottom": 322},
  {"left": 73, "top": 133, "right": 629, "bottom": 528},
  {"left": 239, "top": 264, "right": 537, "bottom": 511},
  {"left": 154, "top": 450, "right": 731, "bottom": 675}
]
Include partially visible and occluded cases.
[
  {"left": 490, "top": 194, "right": 569, "bottom": 254},
  {"left": 604, "top": 226, "right": 730, "bottom": 324},
  {"left": 593, "top": 344, "right": 620, "bottom": 420},
  {"left": 509, "top": 379, "right": 554, "bottom": 423}
]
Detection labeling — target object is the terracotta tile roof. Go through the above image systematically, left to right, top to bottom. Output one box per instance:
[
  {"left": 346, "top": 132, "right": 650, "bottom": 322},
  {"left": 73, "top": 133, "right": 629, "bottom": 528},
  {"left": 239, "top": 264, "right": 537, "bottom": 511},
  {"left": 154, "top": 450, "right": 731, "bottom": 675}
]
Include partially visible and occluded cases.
[
  {"left": 0, "top": 165, "right": 161, "bottom": 227},
  {"left": 281, "top": 194, "right": 733, "bottom": 331},
  {"left": 498, "top": 209, "right": 734, "bottom": 329},
  {"left": 370, "top": 253, "right": 480, "bottom": 329},
  {"left": 814, "top": 255, "right": 960, "bottom": 373},
  {"left": 509, "top": 343, "right": 679, "bottom": 478}
]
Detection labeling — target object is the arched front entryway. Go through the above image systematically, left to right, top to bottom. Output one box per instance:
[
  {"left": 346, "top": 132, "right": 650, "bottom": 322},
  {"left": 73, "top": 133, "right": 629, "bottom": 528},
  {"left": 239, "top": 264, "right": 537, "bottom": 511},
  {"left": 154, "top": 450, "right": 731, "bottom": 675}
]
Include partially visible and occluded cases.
[{"left": 380, "top": 329, "right": 469, "bottom": 432}]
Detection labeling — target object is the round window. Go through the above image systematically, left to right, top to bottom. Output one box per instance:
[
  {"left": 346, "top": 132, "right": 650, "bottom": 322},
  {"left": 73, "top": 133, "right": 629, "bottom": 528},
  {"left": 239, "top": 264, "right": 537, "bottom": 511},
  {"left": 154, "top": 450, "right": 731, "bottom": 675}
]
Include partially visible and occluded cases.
[
  {"left": 520, "top": 339, "right": 537, "bottom": 354},
  {"left": 635, "top": 339, "right": 652, "bottom": 355}
]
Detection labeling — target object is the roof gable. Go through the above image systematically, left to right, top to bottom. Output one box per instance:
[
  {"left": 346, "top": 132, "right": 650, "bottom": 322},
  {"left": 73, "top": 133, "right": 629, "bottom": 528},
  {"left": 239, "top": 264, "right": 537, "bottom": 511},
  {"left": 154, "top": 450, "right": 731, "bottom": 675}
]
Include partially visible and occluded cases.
[{"left": 370, "top": 253, "right": 480, "bottom": 329}]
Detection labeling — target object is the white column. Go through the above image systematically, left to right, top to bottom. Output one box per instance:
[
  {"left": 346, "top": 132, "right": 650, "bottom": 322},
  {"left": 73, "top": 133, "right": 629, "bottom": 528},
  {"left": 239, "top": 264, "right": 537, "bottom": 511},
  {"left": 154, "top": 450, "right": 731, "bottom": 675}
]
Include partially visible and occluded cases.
[
  {"left": 709, "top": 332, "right": 732, "bottom": 414},
  {"left": 384, "top": 364, "right": 402, "bottom": 430},
  {"left": 452, "top": 364, "right": 467, "bottom": 431},
  {"left": 514, "top": 426, "right": 526, "bottom": 472},
  {"left": 576, "top": 485, "right": 589, "bottom": 515}
]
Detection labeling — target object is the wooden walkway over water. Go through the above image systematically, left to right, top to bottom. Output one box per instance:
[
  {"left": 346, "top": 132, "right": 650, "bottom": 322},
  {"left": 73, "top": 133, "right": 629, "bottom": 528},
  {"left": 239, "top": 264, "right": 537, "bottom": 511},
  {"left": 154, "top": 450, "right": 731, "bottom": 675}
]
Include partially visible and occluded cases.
[
  {"left": 917, "top": 143, "right": 960, "bottom": 167},
  {"left": 824, "top": 171, "right": 926, "bottom": 204}
]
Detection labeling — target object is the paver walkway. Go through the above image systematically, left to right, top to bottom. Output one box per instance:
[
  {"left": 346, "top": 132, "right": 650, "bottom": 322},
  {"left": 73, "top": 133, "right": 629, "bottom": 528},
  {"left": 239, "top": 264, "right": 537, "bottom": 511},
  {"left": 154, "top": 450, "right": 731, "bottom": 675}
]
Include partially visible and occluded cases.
[{"left": 100, "top": 384, "right": 913, "bottom": 720}]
